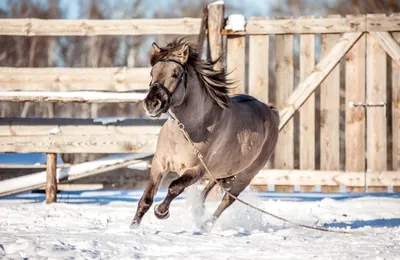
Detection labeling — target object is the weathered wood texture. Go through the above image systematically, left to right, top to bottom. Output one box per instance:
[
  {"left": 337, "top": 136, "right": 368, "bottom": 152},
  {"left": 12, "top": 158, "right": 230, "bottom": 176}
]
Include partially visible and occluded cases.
[
  {"left": 207, "top": 1, "right": 224, "bottom": 70},
  {"left": 367, "top": 13, "right": 400, "bottom": 32},
  {"left": 223, "top": 14, "right": 400, "bottom": 35},
  {"left": 245, "top": 15, "right": 366, "bottom": 34},
  {"left": 299, "top": 16, "right": 316, "bottom": 192},
  {"left": 0, "top": 18, "right": 201, "bottom": 36},
  {"left": 274, "top": 21, "right": 294, "bottom": 192},
  {"left": 366, "top": 27, "right": 387, "bottom": 192},
  {"left": 320, "top": 28, "right": 341, "bottom": 193},
  {"left": 279, "top": 32, "right": 362, "bottom": 130},
  {"left": 393, "top": 32, "right": 400, "bottom": 175},
  {"left": 345, "top": 33, "right": 366, "bottom": 192},
  {"left": 249, "top": 34, "right": 269, "bottom": 102},
  {"left": 226, "top": 35, "right": 246, "bottom": 94},
  {"left": 0, "top": 67, "right": 151, "bottom": 92},
  {"left": 0, "top": 91, "right": 146, "bottom": 103},
  {"left": 0, "top": 118, "right": 164, "bottom": 153},
  {"left": 45, "top": 153, "right": 57, "bottom": 203},
  {"left": 0, "top": 154, "right": 152, "bottom": 197},
  {"left": 251, "top": 169, "right": 400, "bottom": 187}
]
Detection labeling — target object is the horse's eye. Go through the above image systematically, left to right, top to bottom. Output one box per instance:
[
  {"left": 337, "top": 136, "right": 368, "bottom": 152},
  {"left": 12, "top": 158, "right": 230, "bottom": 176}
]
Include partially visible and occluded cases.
[{"left": 171, "top": 73, "right": 179, "bottom": 78}]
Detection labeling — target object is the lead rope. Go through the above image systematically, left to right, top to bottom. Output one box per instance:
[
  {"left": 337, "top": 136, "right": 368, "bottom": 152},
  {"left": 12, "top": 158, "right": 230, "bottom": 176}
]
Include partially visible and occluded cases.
[{"left": 166, "top": 111, "right": 352, "bottom": 235}]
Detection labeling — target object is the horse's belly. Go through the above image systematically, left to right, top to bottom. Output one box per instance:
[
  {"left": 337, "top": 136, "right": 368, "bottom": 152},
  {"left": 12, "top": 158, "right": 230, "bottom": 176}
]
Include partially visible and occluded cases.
[{"left": 206, "top": 134, "right": 265, "bottom": 178}]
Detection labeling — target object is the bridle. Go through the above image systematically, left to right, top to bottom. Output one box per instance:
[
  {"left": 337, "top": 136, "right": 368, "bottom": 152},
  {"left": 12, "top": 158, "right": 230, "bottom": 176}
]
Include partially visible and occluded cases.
[{"left": 148, "top": 59, "right": 188, "bottom": 112}]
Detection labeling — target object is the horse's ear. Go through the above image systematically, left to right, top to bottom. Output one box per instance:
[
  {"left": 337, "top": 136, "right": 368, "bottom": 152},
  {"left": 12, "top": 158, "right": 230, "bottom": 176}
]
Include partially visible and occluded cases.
[
  {"left": 152, "top": 43, "right": 161, "bottom": 55},
  {"left": 175, "top": 43, "right": 190, "bottom": 64}
]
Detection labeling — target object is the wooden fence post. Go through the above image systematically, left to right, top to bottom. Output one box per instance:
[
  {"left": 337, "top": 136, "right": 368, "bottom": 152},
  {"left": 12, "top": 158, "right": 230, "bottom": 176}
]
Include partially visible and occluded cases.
[
  {"left": 207, "top": 1, "right": 224, "bottom": 70},
  {"left": 299, "top": 15, "right": 316, "bottom": 192},
  {"left": 320, "top": 15, "right": 342, "bottom": 193},
  {"left": 366, "top": 15, "right": 388, "bottom": 192},
  {"left": 274, "top": 16, "right": 294, "bottom": 192},
  {"left": 392, "top": 30, "right": 400, "bottom": 192},
  {"left": 345, "top": 31, "right": 366, "bottom": 192},
  {"left": 45, "top": 153, "right": 57, "bottom": 203}
]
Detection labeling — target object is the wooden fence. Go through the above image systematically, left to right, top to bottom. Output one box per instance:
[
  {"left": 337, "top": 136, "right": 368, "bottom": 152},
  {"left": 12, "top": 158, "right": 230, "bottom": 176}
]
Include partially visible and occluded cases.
[
  {"left": 0, "top": 3, "right": 399, "bottom": 197},
  {"left": 224, "top": 14, "right": 400, "bottom": 193}
]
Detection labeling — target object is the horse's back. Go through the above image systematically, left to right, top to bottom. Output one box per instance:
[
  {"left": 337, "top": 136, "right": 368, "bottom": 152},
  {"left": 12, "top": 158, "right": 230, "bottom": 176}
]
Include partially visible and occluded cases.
[{"left": 229, "top": 94, "right": 279, "bottom": 129}]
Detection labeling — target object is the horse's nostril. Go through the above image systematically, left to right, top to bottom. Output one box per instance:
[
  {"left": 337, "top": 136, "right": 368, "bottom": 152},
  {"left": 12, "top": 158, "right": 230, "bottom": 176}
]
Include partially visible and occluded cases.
[
  {"left": 144, "top": 98, "right": 162, "bottom": 111},
  {"left": 154, "top": 99, "right": 162, "bottom": 110}
]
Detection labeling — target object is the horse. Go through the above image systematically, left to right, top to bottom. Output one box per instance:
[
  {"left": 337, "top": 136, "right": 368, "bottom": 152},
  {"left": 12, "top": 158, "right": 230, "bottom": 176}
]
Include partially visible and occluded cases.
[{"left": 130, "top": 39, "right": 279, "bottom": 231}]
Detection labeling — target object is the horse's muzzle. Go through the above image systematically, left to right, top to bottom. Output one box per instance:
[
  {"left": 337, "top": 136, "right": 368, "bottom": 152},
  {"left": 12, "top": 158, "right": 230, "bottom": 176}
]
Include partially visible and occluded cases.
[{"left": 143, "top": 83, "right": 171, "bottom": 118}]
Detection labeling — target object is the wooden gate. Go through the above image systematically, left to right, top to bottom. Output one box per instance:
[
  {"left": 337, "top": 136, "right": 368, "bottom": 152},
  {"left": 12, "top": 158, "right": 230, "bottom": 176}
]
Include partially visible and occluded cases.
[{"left": 223, "top": 14, "right": 400, "bottom": 192}]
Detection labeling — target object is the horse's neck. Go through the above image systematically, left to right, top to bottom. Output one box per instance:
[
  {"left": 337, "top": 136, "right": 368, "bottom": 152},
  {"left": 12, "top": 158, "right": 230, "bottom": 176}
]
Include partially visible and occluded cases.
[{"left": 170, "top": 73, "right": 222, "bottom": 133}]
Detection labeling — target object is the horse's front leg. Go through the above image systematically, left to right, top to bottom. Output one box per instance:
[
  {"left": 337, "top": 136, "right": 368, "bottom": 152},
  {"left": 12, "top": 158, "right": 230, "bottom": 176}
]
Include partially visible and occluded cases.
[
  {"left": 130, "top": 163, "right": 166, "bottom": 228},
  {"left": 154, "top": 165, "right": 204, "bottom": 219}
]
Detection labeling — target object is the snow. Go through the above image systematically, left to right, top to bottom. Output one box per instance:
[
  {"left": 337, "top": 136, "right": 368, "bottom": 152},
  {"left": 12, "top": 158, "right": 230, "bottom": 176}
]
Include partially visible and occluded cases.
[
  {"left": 225, "top": 14, "right": 246, "bottom": 32},
  {"left": 0, "top": 189, "right": 399, "bottom": 259}
]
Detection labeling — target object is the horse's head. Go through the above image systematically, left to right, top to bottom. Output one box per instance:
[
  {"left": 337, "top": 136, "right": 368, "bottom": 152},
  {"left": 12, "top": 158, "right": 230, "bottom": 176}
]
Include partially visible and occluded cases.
[{"left": 143, "top": 42, "right": 190, "bottom": 118}]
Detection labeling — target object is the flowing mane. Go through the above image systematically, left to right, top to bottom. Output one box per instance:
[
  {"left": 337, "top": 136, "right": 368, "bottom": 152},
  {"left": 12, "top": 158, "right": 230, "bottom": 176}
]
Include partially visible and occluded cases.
[{"left": 150, "top": 38, "right": 233, "bottom": 109}]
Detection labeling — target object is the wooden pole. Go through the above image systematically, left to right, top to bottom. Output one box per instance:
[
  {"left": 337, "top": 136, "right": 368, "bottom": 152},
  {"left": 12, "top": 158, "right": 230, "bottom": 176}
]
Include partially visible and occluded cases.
[
  {"left": 207, "top": 1, "right": 224, "bottom": 70},
  {"left": 197, "top": 7, "right": 208, "bottom": 56},
  {"left": 45, "top": 153, "right": 57, "bottom": 203}
]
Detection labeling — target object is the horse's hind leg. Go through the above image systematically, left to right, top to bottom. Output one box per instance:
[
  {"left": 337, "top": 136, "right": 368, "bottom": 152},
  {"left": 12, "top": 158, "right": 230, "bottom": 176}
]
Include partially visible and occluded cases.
[
  {"left": 130, "top": 163, "right": 166, "bottom": 228},
  {"left": 155, "top": 165, "right": 204, "bottom": 219},
  {"left": 200, "top": 173, "right": 253, "bottom": 231},
  {"left": 192, "top": 180, "right": 216, "bottom": 216}
]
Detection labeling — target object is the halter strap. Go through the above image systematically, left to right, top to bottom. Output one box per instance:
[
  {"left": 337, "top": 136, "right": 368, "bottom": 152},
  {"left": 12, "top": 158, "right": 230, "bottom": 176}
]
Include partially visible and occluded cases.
[{"left": 157, "top": 59, "right": 188, "bottom": 90}]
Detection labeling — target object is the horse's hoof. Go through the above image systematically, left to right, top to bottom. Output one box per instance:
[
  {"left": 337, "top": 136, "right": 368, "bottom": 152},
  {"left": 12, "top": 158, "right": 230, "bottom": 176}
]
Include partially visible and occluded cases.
[
  {"left": 154, "top": 204, "right": 170, "bottom": 220},
  {"left": 130, "top": 219, "right": 140, "bottom": 229},
  {"left": 200, "top": 219, "right": 214, "bottom": 233}
]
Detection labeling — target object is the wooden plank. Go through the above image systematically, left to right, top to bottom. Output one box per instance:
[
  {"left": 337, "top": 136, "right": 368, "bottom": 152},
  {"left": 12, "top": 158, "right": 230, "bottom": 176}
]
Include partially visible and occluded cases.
[
  {"left": 207, "top": 1, "right": 224, "bottom": 70},
  {"left": 367, "top": 13, "right": 400, "bottom": 32},
  {"left": 244, "top": 15, "right": 366, "bottom": 34},
  {"left": 299, "top": 16, "right": 316, "bottom": 192},
  {"left": 0, "top": 18, "right": 202, "bottom": 36},
  {"left": 274, "top": 19, "right": 294, "bottom": 192},
  {"left": 320, "top": 20, "right": 341, "bottom": 193},
  {"left": 367, "top": 26, "right": 387, "bottom": 192},
  {"left": 370, "top": 31, "right": 400, "bottom": 66},
  {"left": 393, "top": 31, "right": 400, "bottom": 172},
  {"left": 279, "top": 32, "right": 362, "bottom": 131},
  {"left": 345, "top": 33, "right": 366, "bottom": 193},
  {"left": 249, "top": 34, "right": 269, "bottom": 102},
  {"left": 226, "top": 35, "right": 246, "bottom": 94},
  {"left": 0, "top": 67, "right": 151, "bottom": 92},
  {"left": 0, "top": 91, "right": 146, "bottom": 103},
  {"left": 0, "top": 117, "right": 164, "bottom": 136},
  {"left": 0, "top": 134, "right": 158, "bottom": 154},
  {"left": 45, "top": 153, "right": 57, "bottom": 203},
  {"left": 0, "top": 154, "right": 152, "bottom": 197},
  {"left": 0, "top": 164, "right": 71, "bottom": 169},
  {"left": 251, "top": 169, "right": 400, "bottom": 187},
  {"left": 39, "top": 183, "right": 104, "bottom": 191}
]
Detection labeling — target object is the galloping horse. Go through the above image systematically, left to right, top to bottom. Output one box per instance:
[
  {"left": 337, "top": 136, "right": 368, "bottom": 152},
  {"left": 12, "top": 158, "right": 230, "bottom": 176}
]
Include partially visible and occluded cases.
[{"left": 130, "top": 39, "right": 279, "bottom": 230}]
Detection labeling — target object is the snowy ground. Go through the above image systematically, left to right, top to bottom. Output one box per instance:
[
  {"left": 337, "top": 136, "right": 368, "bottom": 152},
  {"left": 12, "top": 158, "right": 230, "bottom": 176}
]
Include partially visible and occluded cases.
[{"left": 0, "top": 189, "right": 399, "bottom": 259}]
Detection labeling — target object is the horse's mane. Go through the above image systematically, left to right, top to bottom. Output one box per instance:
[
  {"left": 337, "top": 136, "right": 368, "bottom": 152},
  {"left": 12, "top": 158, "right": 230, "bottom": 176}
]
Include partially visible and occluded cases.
[{"left": 150, "top": 38, "right": 233, "bottom": 109}]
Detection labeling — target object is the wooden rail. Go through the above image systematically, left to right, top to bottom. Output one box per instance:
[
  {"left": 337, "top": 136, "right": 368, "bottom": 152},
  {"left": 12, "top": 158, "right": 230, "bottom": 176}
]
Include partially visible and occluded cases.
[
  {"left": 222, "top": 14, "right": 400, "bottom": 35},
  {"left": 0, "top": 18, "right": 202, "bottom": 36},
  {"left": 0, "top": 67, "right": 151, "bottom": 92},
  {"left": 0, "top": 91, "right": 146, "bottom": 103},
  {"left": 0, "top": 118, "right": 164, "bottom": 153},
  {"left": 251, "top": 169, "right": 400, "bottom": 187}
]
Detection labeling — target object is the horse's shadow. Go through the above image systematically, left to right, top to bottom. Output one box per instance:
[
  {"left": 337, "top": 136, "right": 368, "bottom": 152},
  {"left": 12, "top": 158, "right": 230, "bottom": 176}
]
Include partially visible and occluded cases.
[{"left": 323, "top": 218, "right": 400, "bottom": 229}]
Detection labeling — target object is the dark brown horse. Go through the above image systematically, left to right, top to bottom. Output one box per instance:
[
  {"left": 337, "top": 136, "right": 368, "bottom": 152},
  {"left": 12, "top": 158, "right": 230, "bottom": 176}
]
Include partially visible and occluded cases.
[{"left": 130, "top": 39, "right": 279, "bottom": 231}]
